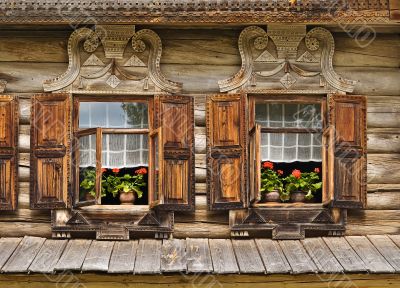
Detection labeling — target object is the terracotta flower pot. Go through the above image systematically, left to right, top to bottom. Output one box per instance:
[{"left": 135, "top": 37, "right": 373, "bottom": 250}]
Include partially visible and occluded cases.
[
  {"left": 260, "top": 190, "right": 281, "bottom": 203},
  {"left": 119, "top": 191, "right": 136, "bottom": 205},
  {"left": 290, "top": 191, "right": 306, "bottom": 203},
  {"left": 85, "top": 192, "right": 95, "bottom": 201}
]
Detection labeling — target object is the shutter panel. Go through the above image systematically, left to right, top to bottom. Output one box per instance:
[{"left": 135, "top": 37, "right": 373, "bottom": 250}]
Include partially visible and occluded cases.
[
  {"left": 30, "top": 93, "right": 71, "bottom": 209},
  {"left": 207, "top": 94, "right": 247, "bottom": 210},
  {"left": 324, "top": 94, "right": 367, "bottom": 209},
  {"left": 0, "top": 95, "right": 18, "bottom": 210},
  {"left": 150, "top": 95, "right": 194, "bottom": 211},
  {"left": 249, "top": 124, "right": 261, "bottom": 205}
]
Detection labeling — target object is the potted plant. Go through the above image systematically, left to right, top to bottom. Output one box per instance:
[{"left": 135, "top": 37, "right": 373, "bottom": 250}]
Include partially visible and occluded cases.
[
  {"left": 260, "top": 162, "right": 288, "bottom": 202},
  {"left": 79, "top": 168, "right": 106, "bottom": 201},
  {"left": 103, "top": 168, "right": 147, "bottom": 205},
  {"left": 283, "top": 168, "right": 322, "bottom": 203}
]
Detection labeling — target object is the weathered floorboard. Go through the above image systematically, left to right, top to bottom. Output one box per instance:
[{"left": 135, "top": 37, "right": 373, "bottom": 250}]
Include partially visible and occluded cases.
[
  {"left": 367, "top": 235, "right": 400, "bottom": 272},
  {"left": 2, "top": 236, "right": 45, "bottom": 273},
  {"left": 346, "top": 236, "right": 395, "bottom": 273},
  {"left": 323, "top": 237, "right": 367, "bottom": 272},
  {"left": 0, "top": 238, "right": 22, "bottom": 270},
  {"left": 186, "top": 238, "right": 213, "bottom": 273},
  {"left": 301, "top": 238, "right": 343, "bottom": 273},
  {"left": 28, "top": 239, "right": 68, "bottom": 273},
  {"left": 54, "top": 239, "right": 92, "bottom": 271},
  {"left": 134, "top": 239, "right": 161, "bottom": 274},
  {"left": 161, "top": 239, "right": 187, "bottom": 273},
  {"left": 209, "top": 239, "right": 239, "bottom": 274},
  {"left": 255, "top": 239, "right": 291, "bottom": 274},
  {"left": 232, "top": 240, "right": 265, "bottom": 274},
  {"left": 279, "top": 240, "right": 317, "bottom": 274},
  {"left": 81, "top": 241, "right": 115, "bottom": 272},
  {"left": 108, "top": 241, "right": 138, "bottom": 274}
]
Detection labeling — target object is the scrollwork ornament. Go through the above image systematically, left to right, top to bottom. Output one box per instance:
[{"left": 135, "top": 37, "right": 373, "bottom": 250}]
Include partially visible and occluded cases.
[
  {"left": 83, "top": 33, "right": 100, "bottom": 53},
  {"left": 254, "top": 36, "right": 268, "bottom": 50},
  {"left": 305, "top": 36, "right": 320, "bottom": 51},
  {"left": 132, "top": 39, "right": 146, "bottom": 53}
]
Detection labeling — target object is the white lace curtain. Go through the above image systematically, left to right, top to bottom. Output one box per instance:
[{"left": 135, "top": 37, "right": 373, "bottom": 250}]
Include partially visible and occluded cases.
[
  {"left": 79, "top": 102, "right": 149, "bottom": 168},
  {"left": 255, "top": 103, "right": 322, "bottom": 163}
]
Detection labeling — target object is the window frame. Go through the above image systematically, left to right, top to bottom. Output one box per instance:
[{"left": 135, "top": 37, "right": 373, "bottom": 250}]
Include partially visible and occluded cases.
[{"left": 72, "top": 95, "right": 154, "bottom": 207}]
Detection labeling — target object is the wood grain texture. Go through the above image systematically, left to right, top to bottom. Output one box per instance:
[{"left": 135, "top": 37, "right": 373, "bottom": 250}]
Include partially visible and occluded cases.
[
  {"left": 367, "top": 235, "right": 400, "bottom": 272},
  {"left": 2, "top": 236, "right": 45, "bottom": 273},
  {"left": 346, "top": 236, "right": 395, "bottom": 273},
  {"left": 323, "top": 237, "right": 367, "bottom": 272},
  {"left": 0, "top": 238, "right": 22, "bottom": 269},
  {"left": 186, "top": 238, "right": 213, "bottom": 273},
  {"left": 301, "top": 238, "right": 343, "bottom": 273},
  {"left": 28, "top": 239, "right": 67, "bottom": 273},
  {"left": 54, "top": 239, "right": 92, "bottom": 271},
  {"left": 134, "top": 239, "right": 161, "bottom": 274},
  {"left": 161, "top": 239, "right": 187, "bottom": 273},
  {"left": 209, "top": 239, "right": 239, "bottom": 274},
  {"left": 255, "top": 239, "right": 291, "bottom": 274},
  {"left": 232, "top": 240, "right": 265, "bottom": 274},
  {"left": 279, "top": 240, "right": 317, "bottom": 274},
  {"left": 81, "top": 241, "right": 114, "bottom": 272},
  {"left": 108, "top": 241, "right": 138, "bottom": 274}
]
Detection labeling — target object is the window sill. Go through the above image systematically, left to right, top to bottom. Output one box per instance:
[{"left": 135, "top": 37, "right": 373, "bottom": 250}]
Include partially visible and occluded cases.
[
  {"left": 252, "top": 202, "right": 323, "bottom": 208},
  {"left": 78, "top": 205, "right": 149, "bottom": 213}
]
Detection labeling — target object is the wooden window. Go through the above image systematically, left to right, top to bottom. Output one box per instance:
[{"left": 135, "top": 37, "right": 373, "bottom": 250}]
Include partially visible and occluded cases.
[{"left": 0, "top": 95, "right": 18, "bottom": 210}]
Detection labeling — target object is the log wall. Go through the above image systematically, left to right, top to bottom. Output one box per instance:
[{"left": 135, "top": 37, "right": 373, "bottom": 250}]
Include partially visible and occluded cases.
[{"left": 0, "top": 26, "right": 399, "bottom": 237}]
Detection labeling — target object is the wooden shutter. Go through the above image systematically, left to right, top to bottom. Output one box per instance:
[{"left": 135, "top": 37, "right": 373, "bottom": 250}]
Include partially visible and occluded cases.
[
  {"left": 30, "top": 93, "right": 71, "bottom": 209},
  {"left": 207, "top": 94, "right": 247, "bottom": 210},
  {"left": 323, "top": 94, "right": 367, "bottom": 209},
  {"left": 0, "top": 95, "right": 18, "bottom": 210},
  {"left": 150, "top": 95, "right": 194, "bottom": 211},
  {"left": 249, "top": 124, "right": 261, "bottom": 205}
]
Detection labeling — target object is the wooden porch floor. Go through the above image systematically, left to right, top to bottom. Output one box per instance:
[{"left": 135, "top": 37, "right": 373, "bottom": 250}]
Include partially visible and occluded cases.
[{"left": 0, "top": 235, "right": 399, "bottom": 274}]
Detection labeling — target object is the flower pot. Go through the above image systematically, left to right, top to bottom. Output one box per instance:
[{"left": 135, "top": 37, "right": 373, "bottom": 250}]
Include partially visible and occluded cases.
[
  {"left": 260, "top": 190, "right": 281, "bottom": 203},
  {"left": 119, "top": 191, "right": 136, "bottom": 205},
  {"left": 290, "top": 191, "right": 307, "bottom": 203},
  {"left": 85, "top": 192, "right": 95, "bottom": 201}
]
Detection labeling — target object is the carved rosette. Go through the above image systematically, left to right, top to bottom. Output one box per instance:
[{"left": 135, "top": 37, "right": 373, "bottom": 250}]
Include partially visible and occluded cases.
[
  {"left": 43, "top": 25, "right": 182, "bottom": 94},
  {"left": 219, "top": 25, "right": 356, "bottom": 93}
]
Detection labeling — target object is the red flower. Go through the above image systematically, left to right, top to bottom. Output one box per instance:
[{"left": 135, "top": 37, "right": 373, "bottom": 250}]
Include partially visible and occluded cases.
[
  {"left": 262, "top": 161, "right": 274, "bottom": 170},
  {"left": 101, "top": 168, "right": 107, "bottom": 173},
  {"left": 112, "top": 168, "right": 120, "bottom": 174},
  {"left": 135, "top": 168, "right": 148, "bottom": 175},
  {"left": 314, "top": 168, "right": 320, "bottom": 173},
  {"left": 292, "top": 169, "right": 301, "bottom": 179},
  {"left": 277, "top": 170, "right": 284, "bottom": 175}
]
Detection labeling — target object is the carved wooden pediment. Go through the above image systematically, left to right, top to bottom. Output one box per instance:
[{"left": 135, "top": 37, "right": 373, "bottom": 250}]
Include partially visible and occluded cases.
[
  {"left": 43, "top": 25, "right": 182, "bottom": 94},
  {"left": 219, "top": 25, "right": 356, "bottom": 94}
]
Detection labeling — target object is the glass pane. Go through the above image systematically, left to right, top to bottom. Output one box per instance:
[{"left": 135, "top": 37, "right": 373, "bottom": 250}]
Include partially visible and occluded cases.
[
  {"left": 79, "top": 102, "right": 149, "bottom": 129},
  {"left": 79, "top": 134, "right": 96, "bottom": 202}
]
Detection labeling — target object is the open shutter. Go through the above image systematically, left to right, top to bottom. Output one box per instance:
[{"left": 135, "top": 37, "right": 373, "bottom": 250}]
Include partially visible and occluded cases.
[
  {"left": 30, "top": 93, "right": 71, "bottom": 209},
  {"left": 207, "top": 94, "right": 247, "bottom": 210},
  {"left": 323, "top": 94, "right": 367, "bottom": 209},
  {"left": 0, "top": 95, "right": 18, "bottom": 210},
  {"left": 150, "top": 95, "right": 194, "bottom": 211},
  {"left": 249, "top": 124, "right": 261, "bottom": 205}
]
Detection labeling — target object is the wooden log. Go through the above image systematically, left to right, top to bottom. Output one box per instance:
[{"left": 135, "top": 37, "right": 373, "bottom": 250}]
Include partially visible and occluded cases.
[{"left": 367, "top": 129, "right": 400, "bottom": 153}]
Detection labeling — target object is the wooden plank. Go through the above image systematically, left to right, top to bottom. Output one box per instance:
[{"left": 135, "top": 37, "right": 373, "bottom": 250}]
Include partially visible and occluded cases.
[
  {"left": 368, "top": 235, "right": 400, "bottom": 272},
  {"left": 389, "top": 235, "right": 400, "bottom": 248},
  {"left": 2, "top": 236, "right": 45, "bottom": 273},
  {"left": 346, "top": 236, "right": 395, "bottom": 273},
  {"left": 323, "top": 237, "right": 367, "bottom": 272},
  {"left": 0, "top": 238, "right": 22, "bottom": 269},
  {"left": 186, "top": 238, "right": 213, "bottom": 273},
  {"left": 301, "top": 238, "right": 343, "bottom": 273},
  {"left": 28, "top": 239, "right": 68, "bottom": 273},
  {"left": 54, "top": 239, "right": 92, "bottom": 271},
  {"left": 134, "top": 239, "right": 161, "bottom": 274},
  {"left": 161, "top": 239, "right": 187, "bottom": 273},
  {"left": 209, "top": 239, "right": 239, "bottom": 274},
  {"left": 255, "top": 239, "right": 291, "bottom": 274},
  {"left": 232, "top": 240, "right": 265, "bottom": 274},
  {"left": 279, "top": 240, "right": 317, "bottom": 274},
  {"left": 82, "top": 241, "right": 114, "bottom": 272},
  {"left": 108, "top": 241, "right": 138, "bottom": 274}
]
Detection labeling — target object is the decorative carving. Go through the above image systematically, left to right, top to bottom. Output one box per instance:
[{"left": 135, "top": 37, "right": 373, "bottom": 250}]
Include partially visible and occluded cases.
[
  {"left": 43, "top": 25, "right": 182, "bottom": 94},
  {"left": 219, "top": 25, "right": 356, "bottom": 93},
  {"left": 0, "top": 80, "right": 6, "bottom": 93},
  {"left": 242, "top": 211, "right": 266, "bottom": 224},
  {"left": 66, "top": 212, "right": 89, "bottom": 225},
  {"left": 138, "top": 212, "right": 161, "bottom": 226}
]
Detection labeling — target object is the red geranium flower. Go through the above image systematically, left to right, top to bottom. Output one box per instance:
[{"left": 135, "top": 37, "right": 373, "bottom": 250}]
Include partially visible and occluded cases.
[
  {"left": 262, "top": 161, "right": 274, "bottom": 170},
  {"left": 101, "top": 168, "right": 107, "bottom": 173},
  {"left": 112, "top": 168, "right": 120, "bottom": 173},
  {"left": 135, "top": 168, "right": 148, "bottom": 175},
  {"left": 314, "top": 168, "right": 320, "bottom": 173},
  {"left": 292, "top": 169, "right": 301, "bottom": 179},
  {"left": 277, "top": 170, "right": 284, "bottom": 175}
]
